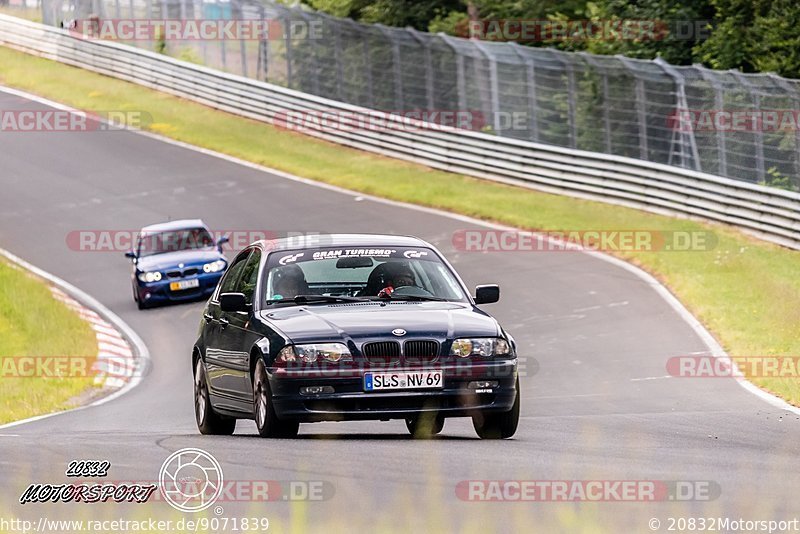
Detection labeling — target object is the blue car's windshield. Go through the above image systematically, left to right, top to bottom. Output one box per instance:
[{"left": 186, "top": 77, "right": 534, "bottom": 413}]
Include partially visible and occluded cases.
[
  {"left": 137, "top": 228, "right": 215, "bottom": 257},
  {"left": 263, "top": 247, "right": 467, "bottom": 305}
]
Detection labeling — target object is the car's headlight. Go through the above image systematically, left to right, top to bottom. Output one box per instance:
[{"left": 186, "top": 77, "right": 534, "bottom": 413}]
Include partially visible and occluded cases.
[
  {"left": 203, "top": 260, "right": 227, "bottom": 273},
  {"left": 137, "top": 271, "right": 162, "bottom": 283},
  {"left": 450, "top": 337, "right": 511, "bottom": 358},
  {"left": 277, "top": 343, "right": 353, "bottom": 364}
]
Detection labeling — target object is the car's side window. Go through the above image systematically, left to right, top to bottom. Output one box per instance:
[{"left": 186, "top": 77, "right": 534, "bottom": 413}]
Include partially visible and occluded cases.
[
  {"left": 236, "top": 249, "right": 261, "bottom": 305},
  {"left": 216, "top": 250, "right": 251, "bottom": 298}
]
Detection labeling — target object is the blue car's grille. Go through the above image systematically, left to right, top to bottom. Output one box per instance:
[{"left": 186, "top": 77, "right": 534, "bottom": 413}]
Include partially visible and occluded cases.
[{"left": 166, "top": 267, "right": 200, "bottom": 279}]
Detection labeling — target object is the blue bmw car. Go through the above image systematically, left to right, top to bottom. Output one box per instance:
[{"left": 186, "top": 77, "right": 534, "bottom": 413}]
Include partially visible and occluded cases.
[{"left": 125, "top": 219, "right": 229, "bottom": 309}]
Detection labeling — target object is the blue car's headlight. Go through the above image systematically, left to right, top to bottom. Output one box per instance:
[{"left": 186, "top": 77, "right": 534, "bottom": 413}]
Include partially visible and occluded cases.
[
  {"left": 202, "top": 260, "right": 227, "bottom": 273},
  {"left": 137, "top": 271, "right": 162, "bottom": 283}
]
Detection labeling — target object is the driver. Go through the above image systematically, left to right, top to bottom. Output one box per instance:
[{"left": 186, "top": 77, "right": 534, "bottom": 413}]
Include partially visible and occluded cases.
[
  {"left": 377, "top": 263, "right": 417, "bottom": 297},
  {"left": 271, "top": 265, "right": 308, "bottom": 300}
]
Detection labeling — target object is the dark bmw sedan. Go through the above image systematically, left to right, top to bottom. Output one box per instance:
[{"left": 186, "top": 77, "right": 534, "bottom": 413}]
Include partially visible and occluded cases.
[{"left": 192, "top": 234, "right": 519, "bottom": 439}]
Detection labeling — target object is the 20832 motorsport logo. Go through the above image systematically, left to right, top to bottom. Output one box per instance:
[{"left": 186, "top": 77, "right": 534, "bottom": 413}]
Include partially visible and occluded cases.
[{"left": 159, "top": 448, "right": 224, "bottom": 513}]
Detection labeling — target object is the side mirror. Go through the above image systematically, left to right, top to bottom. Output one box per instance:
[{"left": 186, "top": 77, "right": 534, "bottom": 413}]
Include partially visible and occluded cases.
[
  {"left": 217, "top": 236, "right": 230, "bottom": 251},
  {"left": 125, "top": 251, "right": 137, "bottom": 260},
  {"left": 474, "top": 284, "right": 500, "bottom": 304},
  {"left": 219, "top": 292, "right": 250, "bottom": 313}
]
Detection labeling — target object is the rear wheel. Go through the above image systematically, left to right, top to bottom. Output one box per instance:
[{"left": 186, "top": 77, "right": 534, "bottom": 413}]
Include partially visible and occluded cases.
[
  {"left": 194, "top": 359, "right": 236, "bottom": 435},
  {"left": 253, "top": 359, "right": 299, "bottom": 438},
  {"left": 472, "top": 378, "right": 520, "bottom": 439},
  {"left": 405, "top": 413, "right": 444, "bottom": 438}
]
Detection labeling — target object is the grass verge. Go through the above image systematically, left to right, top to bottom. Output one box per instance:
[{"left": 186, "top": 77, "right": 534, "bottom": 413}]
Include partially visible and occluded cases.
[
  {"left": 0, "top": 44, "right": 798, "bottom": 404},
  {"left": 0, "top": 257, "right": 98, "bottom": 424}
]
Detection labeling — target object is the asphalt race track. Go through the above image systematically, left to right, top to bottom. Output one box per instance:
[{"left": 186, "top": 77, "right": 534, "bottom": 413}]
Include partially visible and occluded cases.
[{"left": 1, "top": 88, "right": 798, "bottom": 532}]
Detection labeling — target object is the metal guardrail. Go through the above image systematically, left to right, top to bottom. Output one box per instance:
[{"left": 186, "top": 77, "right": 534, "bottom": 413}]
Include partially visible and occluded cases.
[{"left": 1, "top": 14, "right": 799, "bottom": 250}]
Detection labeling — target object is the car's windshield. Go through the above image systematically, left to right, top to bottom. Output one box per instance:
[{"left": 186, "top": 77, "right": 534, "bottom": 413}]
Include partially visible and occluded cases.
[
  {"left": 137, "top": 228, "right": 215, "bottom": 257},
  {"left": 263, "top": 246, "right": 467, "bottom": 305}
]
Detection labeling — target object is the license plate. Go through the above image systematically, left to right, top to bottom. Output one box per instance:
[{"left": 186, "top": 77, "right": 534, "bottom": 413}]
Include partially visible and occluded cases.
[
  {"left": 169, "top": 279, "right": 200, "bottom": 291},
  {"left": 364, "top": 371, "right": 443, "bottom": 391}
]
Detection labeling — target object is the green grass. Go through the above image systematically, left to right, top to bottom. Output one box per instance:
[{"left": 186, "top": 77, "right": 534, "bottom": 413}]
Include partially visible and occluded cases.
[
  {"left": 0, "top": 44, "right": 798, "bottom": 403},
  {"left": 0, "top": 258, "right": 98, "bottom": 424}
]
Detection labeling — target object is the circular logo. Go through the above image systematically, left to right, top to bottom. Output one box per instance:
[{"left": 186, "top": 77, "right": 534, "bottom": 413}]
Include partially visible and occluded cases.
[
  {"left": 392, "top": 328, "right": 406, "bottom": 336},
  {"left": 159, "top": 448, "right": 223, "bottom": 512}
]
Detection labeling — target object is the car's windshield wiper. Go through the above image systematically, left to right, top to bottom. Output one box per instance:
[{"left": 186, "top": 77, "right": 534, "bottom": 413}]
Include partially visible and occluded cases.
[
  {"left": 266, "top": 294, "right": 369, "bottom": 305},
  {"left": 380, "top": 294, "right": 447, "bottom": 302}
]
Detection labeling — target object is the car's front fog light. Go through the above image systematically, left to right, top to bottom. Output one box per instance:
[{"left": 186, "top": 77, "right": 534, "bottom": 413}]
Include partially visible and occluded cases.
[
  {"left": 467, "top": 380, "right": 499, "bottom": 389},
  {"left": 300, "top": 386, "right": 335, "bottom": 395}
]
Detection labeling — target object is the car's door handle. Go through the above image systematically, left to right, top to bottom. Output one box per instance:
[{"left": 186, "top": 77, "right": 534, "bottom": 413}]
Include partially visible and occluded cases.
[
  {"left": 203, "top": 313, "right": 213, "bottom": 323},
  {"left": 219, "top": 317, "right": 230, "bottom": 328}
]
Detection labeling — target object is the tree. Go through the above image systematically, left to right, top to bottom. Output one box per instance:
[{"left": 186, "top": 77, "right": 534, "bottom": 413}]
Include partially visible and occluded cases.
[{"left": 695, "top": 0, "right": 800, "bottom": 78}]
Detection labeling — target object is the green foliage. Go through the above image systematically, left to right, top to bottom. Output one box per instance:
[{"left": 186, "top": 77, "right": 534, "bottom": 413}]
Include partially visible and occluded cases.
[
  {"left": 297, "top": 0, "right": 800, "bottom": 78},
  {"left": 695, "top": 0, "right": 800, "bottom": 78}
]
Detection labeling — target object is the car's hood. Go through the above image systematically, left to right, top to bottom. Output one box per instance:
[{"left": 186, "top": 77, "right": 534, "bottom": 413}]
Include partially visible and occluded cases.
[
  {"left": 136, "top": 248, "right": 223, "bottom": 271},
  {"left": 259, "top": 302, "right": 500, "bottom": 343}
]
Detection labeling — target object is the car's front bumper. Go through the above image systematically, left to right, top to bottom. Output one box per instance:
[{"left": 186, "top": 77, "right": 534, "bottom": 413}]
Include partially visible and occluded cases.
[
  {"left": 136, "top": 272, "right": 223, "bottom": 304},
  {"left": 269, "top": 360, "right": 518, "bottom": 422}
]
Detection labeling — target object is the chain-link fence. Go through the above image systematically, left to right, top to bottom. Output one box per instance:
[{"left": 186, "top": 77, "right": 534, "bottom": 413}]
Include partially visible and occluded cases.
[{"left": 25, "top": 0, "right": 800, "bottom": 190}]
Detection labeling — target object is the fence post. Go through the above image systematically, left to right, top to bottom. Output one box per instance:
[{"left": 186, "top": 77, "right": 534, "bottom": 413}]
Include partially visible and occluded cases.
[
  {"left": 375, "top": 24, "right": 403, "bottom": 110},
  {"left": 406, "top": 28, "right": 435, "bottom": 109},
  {"left": 439, "top": 34, "right": 466, "bottom": 114},
  {"left": 471, "top": 40, "right": 501, "bottom": 134},
  {"left": 511, "top": 43, "right": 539, "bottom": 143},
  {"left": 578, "top": 52, "right": 611, "bottom": 153},
  {"left": 618, "top": 55, "right": 649, "bottom": 160},
  {"left": 655, "top": 57, "right": 700, "bottom": 170},
  {"left": 695, "top": 66, "right": 728, "bottom": 176},
  {"left": 731, "top": 71, "right": 765, "bottom": 183},
  {"left": 768, "top": 74, "right": 800, "bottom": 187}
]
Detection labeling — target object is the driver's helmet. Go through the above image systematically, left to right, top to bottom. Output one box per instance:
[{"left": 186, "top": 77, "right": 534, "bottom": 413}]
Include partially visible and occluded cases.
[
  {"left": 385, "top": 262, "right": 416, "bottom": 288},
  {"left": 272, "top": 264, "right": 308, "bottom": 299}
]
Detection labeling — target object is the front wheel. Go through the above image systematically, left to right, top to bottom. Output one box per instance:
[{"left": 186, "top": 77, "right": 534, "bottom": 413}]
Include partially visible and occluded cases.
[
  {"left": 194, "top": 359, "right": 236, "bottom": 435},
  {"left": 253, "top": 359, "right": 299, "bottom": 438},
  {"left": 472, "top": 378, "right": 520, "bottom": 439},
  {"left": 405, "top": 414, "right": 444, "bottom": 438}
]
